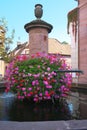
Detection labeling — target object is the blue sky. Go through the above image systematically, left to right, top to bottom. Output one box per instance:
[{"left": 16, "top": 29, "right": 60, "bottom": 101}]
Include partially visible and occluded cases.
[{"left": 0, "top": 0, "right": 77, "bottom": 50}]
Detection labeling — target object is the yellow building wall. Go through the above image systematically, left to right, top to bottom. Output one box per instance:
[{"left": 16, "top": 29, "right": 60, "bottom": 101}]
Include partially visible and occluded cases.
[{"left": 0, "top": 60, "right": 5, "bottom": 77}]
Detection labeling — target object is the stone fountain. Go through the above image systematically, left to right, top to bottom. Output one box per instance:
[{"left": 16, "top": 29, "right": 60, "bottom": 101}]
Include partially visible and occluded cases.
[{"left": 24, "top": 4, "right": 53, "bottom": 56}]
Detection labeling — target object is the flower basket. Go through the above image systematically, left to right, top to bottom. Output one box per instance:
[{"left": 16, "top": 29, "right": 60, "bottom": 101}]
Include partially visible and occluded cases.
[{"left": 5, "top": 53, "right": 72, "bottom": 102}]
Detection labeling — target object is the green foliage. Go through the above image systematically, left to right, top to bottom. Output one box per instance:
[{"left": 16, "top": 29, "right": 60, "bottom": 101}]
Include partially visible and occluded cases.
[
  {"left": 0, "top": 18, "right": 15, "bottom": 62},
  {"left": 61, "top": 41, "right": 69, "bottom": 44}
]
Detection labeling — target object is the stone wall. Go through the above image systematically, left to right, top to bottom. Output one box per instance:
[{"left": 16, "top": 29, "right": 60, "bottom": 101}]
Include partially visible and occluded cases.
[
  {"left": 78, "top": 0, "right": 87, "bottom": 84},
  {"left": 68, "top": 21, "right": 78, "bottom": 83},
  {"left": 69, "top": 22, "right": 78, "bottom": 70}
]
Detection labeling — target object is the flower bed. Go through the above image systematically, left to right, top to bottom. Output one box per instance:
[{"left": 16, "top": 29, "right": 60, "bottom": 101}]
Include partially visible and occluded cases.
[{"left": 5, "top": 53, "right": 72, "bottom": 102}]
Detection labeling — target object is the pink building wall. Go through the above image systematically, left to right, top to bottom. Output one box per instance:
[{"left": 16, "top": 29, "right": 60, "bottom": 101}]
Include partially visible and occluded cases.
[{"left": 78, "top": 0, "right": 87, "bottom": 84}]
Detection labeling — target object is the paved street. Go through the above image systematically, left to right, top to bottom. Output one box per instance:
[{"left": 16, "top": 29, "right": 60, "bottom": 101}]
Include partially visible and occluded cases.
[{"left": 0, "top": 120, "right": 87, "bottom": 130}]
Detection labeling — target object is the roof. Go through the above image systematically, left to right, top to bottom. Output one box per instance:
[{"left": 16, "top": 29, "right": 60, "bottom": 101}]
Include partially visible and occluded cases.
[
  {"left": 10, "top": 38, "right": 71, "bottom": 57},
  {"left": 48, "top": 38, "right": 71, "bottom": 55},
  {"left": 11, "top": 42, "right": 29, "bottom": 56}
]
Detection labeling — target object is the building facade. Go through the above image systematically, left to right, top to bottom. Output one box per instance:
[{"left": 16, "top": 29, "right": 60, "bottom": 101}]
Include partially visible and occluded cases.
[
  {"left": 68, "top": 0, "right": 87, "bottom": 84},
  {"left": 78, "top": 0, "right": 87, "bottom": 84},
  {"left": 0, "top": 26, "right": 5, "bottom": 77},
  {"left": 11, "top": 38, "right": 71, "bottom": 67}
]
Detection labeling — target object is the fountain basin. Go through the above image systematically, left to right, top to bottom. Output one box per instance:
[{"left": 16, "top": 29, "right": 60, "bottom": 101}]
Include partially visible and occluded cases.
[{"left": 0, "top": 88, "right": 87, "bottom": 121}]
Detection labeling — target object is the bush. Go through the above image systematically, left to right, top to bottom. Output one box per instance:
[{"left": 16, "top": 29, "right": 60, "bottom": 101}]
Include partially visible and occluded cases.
[{"left": 5, "top": 53, "right": 72, "bottom": 102}]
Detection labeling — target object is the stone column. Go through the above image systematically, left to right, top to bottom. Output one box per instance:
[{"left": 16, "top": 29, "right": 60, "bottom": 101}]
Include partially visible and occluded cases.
[
  {"left": 24, "top": 4, "right": 53, "bottom": 56},
  {"left": 29, "top": 28, "right": 48, "bottom": 55}
]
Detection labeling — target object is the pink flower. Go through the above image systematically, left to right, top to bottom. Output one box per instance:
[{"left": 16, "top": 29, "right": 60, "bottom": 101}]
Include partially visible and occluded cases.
[
  {"left": 16, "top": 55, "right": 28, "bottom": 61},
  {"left": 37, "top": 65, "right": 40, "bottom": 68},
  {"left": 15, "top": 67, "right": 19, "bottom": 71},
  {"left": 47, "top": 67, "right": 50, "bottom": 71},
  {"left": 51, "top": 71, "right": 57, "bottom": 76},
  {"left": 44, "top": 72, "right": 48, "bottom": 75},
  {"left": 28, "top": 73, "right": 32, "bottom": 76},
  {"left": 48, "top": 73, "right": 51, "bottom": 76},
  {"left": 33, "top": 74, "right": 40, "bottom": 78},
  {"left": 32, "top": 80, "right": 39, "bottom": 86},
  {"left": 35, "top": 80, "right": 39, "bottom": 85},
  {"left": 32, "top": 81, "right": 35, "bottom": 86},
  {"left": 43, "top": 81, "right": 48, "bottom": 85},
  {"left": 17, "top": 85, "right": 20, "bottom": 88},
  {"left": 46, "top": 85, "right": 52, "bottom": 89},
  {"left": 60, "top": 85, "right": 69, "bottom": 93},
  {"left": 22, "top": 87, "right": 26, "bottom": 91},
  {"left": 28, "top": 87, "right": 32, "bottom": 91},
  {"left": 37, "top": 87, "right": 40, "bottom": 90},
  {"left": 23, "top": 91, "right": 27, "bottom": 96},
  {"left": 45, "top": 91, "right": 48, "bottom": 95},
  {"left": 27, "top": 93, "right": 31, "bottom": 97},
  {"left": 39, "top": 93, "right": 42, "bottom": 97},
  {"left": 34, "top": 94, "right": 38, "bottom": 97},
  {"left": 17, "top": 95, "right": 24, "bottom": 100},
  {"left": 17, "top": 95, "right": 21, "bottom": 99},
  {"left": 47, "top": 96, "right": 51, "bottom": 99},
  {"left": 34, "top": 98, "right": 38, "bottom": 102}
]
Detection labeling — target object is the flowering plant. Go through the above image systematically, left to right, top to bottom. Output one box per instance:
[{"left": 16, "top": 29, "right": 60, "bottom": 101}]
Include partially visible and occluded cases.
[{"left": 5, "top": 53, "right": 72, "bottom": 102}]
